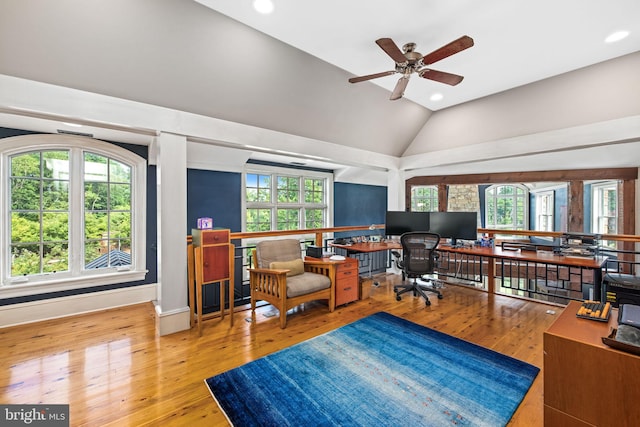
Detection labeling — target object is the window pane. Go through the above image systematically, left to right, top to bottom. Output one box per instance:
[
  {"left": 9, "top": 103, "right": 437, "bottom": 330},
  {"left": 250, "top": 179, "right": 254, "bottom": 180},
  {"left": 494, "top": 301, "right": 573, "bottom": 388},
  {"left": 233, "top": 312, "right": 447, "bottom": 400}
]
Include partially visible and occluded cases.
[
  {"left": 42, "top": 151, "right": 69, "bottom": 179},
  {"left": 11, "top": 152, "right": 40, "bottom": 177},
  {"left": 85, "top": 153, "right": 108, "bottom": 181},
  {"left": 109, "top": 159, "right": 130, "bottom": 183},
  {"left": 246, "top": 174, "right": 271, "bottom": 202},
  {"left": 277, "top": 176, "right": 299, "bottom": 203},
  {"left": 10, "top": 178, "right": 40, "bottom": 210},
  {"left": 304, "top": 178, "right": 324, "bottom": 203},
  {"left": 43, "top": 180, "right": 69, "bottom": 210},
  {"left": 85, "top": 182, "right": 109, "bottom": 210},
  {"left": 109, "top": 183, "right": 131, "bottom": 210},
  {"left": 246, "top": 209, "right": 271, "bottom": 232},
  {"left": 277, "top": 209, "right": 299, "bottom": 230},
  {"left": 305, "top": 209, "right": 323, "bottom": 229},
  {"left": 42, "top": 212, "right": 69, "bottom": 241},
  {"left": 85, "top": 212, "right": 108, "bottom": 238},
  {"left": 109, "top": 212, "right": 131, "bottom": 240},
  {"left": 42, "top": 242, "right": 68, "bottom": 273},
  {"left": 11, "top": 244, "right": 41, "bottom": 276}
]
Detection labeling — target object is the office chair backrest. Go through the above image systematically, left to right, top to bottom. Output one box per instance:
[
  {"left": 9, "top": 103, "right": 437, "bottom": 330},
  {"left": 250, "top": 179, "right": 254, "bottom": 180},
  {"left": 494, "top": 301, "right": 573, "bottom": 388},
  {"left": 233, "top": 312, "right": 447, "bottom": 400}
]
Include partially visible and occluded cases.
[{"left": 400, "top": 232, "right": 440, "bottom": 276}]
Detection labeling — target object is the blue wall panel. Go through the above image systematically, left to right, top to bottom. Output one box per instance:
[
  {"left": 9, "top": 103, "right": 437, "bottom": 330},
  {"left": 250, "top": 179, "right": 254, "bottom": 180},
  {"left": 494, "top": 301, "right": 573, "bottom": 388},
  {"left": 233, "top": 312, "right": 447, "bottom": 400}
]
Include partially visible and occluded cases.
[{"left": 186, "top": 169, "right": 242, "bottom": 233}]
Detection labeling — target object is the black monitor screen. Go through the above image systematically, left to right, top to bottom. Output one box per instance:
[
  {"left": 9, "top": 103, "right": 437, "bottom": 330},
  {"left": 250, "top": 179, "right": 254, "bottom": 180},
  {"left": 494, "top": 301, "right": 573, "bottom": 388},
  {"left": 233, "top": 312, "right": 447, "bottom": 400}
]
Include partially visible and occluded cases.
[
  {"left": 385, "top": 211, "right": 430, "bottom": 236},
  {"left": 428, "top": 212, "right": 478, "bottom": 245}
]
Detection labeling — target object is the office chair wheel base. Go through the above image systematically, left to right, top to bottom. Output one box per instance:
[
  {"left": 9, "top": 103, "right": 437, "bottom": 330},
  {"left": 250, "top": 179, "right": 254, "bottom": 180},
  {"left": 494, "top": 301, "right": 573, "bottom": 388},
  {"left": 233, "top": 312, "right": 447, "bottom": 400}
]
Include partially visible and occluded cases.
[
  {"left": 437, "top": 294, "right": 443, "bottom": 299},
  {"left": 396, "top": 295, "right": 402, "bottom": 301},
  {"left": 425, "top": 299, "right": 431, "bottom": 306}
]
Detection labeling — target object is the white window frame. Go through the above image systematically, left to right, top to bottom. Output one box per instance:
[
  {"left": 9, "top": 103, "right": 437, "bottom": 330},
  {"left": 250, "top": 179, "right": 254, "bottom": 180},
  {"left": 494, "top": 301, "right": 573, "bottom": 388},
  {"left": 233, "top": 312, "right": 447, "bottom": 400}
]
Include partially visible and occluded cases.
[
  {"left": 1, "top": 134, "right": 147, "bottom": 298},
  {"left": 243, "top": 164, "right": 333, "bottom": 232},
  {"left": 591, "top": 181, "right": 618, "bottom": 236},
  {"left": 535, "top": 190, "right": 554, "bottom": 232}
]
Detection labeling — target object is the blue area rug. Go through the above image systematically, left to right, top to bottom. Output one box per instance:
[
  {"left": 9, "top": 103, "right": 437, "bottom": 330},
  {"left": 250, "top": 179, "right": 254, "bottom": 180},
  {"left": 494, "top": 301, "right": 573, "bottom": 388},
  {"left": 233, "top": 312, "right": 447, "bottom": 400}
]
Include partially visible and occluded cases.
[{"left": 205, "top": 312, "right": 539, "bottom": 426}]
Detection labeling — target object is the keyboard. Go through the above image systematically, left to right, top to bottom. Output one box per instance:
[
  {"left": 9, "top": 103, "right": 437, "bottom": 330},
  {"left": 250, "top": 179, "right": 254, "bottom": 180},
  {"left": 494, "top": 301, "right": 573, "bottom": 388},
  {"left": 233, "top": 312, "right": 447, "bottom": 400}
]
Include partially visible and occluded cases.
[{"left": 576, "top": 301, "right": 611, "bottom": 322}]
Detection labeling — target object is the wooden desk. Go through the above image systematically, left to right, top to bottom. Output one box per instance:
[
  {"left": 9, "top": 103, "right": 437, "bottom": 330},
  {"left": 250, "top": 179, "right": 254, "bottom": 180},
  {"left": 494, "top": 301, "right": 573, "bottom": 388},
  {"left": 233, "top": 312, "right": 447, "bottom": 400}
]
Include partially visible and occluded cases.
[
  {"left": 330, "top": 241, "right": 402, "bottom": 283},
  {"left": 437, "top": 245, "right": 608, "bottom": 300},
  {"left": 544, "top": 300, "right": 640, "bottom": 426}
]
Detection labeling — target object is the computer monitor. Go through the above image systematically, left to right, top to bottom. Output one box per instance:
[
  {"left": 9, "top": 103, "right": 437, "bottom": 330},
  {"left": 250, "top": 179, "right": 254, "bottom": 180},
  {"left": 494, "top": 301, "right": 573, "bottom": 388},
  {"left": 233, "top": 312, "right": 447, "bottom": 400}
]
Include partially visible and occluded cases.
[
  {"left": 384, "top": 211, "right": 430, "bottom": 236},
  {"left": 428, "top": 211, "right": 478, "bottom": 247}
]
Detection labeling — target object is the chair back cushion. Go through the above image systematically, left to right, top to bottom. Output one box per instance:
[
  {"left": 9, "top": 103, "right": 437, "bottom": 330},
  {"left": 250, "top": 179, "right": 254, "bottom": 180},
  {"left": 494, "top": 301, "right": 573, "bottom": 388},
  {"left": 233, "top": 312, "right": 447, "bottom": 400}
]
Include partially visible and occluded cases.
[
  {"left": 401, "top": 232, "right": 440, "bottom": 275},
  {"left": 256, "top": 239, "right": 303, "bottom": 269},
  {"left": 269, "top": 259, "right": 305, "bottom": 277}
]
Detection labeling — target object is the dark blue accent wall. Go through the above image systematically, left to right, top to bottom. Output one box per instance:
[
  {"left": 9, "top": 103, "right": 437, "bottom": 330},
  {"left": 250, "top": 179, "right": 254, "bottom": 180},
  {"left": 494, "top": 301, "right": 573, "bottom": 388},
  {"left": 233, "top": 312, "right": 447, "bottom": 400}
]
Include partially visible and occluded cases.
[
  {"left": 0, "top": 127, "right": 157, "bottom": 306},
  {"left": 186, "top": 169, "right": 242, "bottom": 233},
  {"left": 334, "top": 182, "right": 387, "bottom": 237}
]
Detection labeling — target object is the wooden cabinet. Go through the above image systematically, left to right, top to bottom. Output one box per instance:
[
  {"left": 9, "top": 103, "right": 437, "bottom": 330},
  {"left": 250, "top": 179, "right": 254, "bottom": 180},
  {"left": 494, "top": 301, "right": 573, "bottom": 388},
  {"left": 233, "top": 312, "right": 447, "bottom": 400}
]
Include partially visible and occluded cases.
[
  {"left": 190, "top": 229, "right": 234, "bottom": 335},
  {"left": 335, "top": 257, "right": 359, "bottom": 306},
  {"left": 544, "top": 300, "right": 640, "bottom": 426}
]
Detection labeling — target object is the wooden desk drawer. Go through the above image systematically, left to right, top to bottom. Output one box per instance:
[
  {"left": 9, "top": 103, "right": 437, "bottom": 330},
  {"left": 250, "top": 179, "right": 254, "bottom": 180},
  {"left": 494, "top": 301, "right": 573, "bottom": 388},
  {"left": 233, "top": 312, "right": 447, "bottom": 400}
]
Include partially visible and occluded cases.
[
  {"left": 193, "top": 229, "right": 230, "bottom": 246},
  {"left": 336, "top": 257, "right": 358, "bottom": 273},
  {"left": 336, "top": 274, "right": 358, "bottom": 306}
]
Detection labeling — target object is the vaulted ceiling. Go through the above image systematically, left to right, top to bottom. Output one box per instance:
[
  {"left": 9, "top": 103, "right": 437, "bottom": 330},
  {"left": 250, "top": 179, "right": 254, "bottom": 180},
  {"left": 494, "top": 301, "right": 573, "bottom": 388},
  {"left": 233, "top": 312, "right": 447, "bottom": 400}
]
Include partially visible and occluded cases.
[{"left": 0, "top": 0, "right": 639, "bottom": 177}]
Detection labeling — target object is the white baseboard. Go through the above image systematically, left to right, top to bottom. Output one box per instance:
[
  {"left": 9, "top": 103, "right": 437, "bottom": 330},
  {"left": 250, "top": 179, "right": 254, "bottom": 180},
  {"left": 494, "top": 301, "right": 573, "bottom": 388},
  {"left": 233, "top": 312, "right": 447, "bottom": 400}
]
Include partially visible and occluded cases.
[
  {"left": 0, "top": 284, "right": 158, "bottom": 328},
  {"left": 155, "top": 303, "right": 192, "bottom": 336}
]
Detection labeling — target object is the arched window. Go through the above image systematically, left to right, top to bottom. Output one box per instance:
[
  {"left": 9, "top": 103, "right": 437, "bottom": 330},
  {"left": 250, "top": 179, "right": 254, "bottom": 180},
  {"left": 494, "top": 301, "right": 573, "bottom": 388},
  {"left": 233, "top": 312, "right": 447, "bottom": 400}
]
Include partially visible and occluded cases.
[
  {"left": 1, "top": 134, "right": 147, "bottom": 297},
  {"left": 485, "top": 184, "right": 528, "bottom": 230}
]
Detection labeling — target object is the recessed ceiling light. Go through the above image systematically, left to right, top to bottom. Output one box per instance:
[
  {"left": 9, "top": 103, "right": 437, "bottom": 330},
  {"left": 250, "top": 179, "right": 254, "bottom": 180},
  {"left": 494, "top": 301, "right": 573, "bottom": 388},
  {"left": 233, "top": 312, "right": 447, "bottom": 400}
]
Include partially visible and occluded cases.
[
  {"left": 253, "top": 0, "right": 274, "bottom": 14},
  {"left": 605, "top": 30, "right": 629, "bottom": 43},
  {"left": 430, "top": 93, "right": 443, "bottom": 102},
  {"left": 62, "top": 122, "right": 83, "bottom": 127}
]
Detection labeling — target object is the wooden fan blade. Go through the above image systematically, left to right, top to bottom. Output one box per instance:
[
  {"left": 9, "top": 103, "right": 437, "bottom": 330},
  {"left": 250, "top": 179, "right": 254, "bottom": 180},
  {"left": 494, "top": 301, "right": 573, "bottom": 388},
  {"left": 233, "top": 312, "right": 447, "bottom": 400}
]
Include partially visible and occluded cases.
[
  {"left": 422, "top": 35, "right": 474, "bottom": 65},
  {"left": 375, "top": 38, "right": 407, "bottom": 64},
  {"left": 419, "top": 69, "right": 464, "bottom": 86},
  {"left": 348, "top": 70, "right": 396, "bottom": 84},
  {"left": 390, "top": 76, "right": 410, "bottom": 100}
]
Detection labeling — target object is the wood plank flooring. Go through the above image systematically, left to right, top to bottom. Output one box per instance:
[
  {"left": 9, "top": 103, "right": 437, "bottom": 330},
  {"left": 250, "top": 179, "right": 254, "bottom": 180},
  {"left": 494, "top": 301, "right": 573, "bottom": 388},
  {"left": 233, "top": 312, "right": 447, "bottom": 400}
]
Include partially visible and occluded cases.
[{"left": 0, "top": 274, "right": 562, "bottom": 426}]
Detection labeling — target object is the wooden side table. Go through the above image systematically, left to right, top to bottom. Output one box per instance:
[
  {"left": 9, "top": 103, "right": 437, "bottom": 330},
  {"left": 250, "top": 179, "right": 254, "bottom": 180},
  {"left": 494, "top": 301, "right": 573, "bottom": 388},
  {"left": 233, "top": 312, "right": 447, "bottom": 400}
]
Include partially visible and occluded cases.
[
  {"left": 190, "top": 228, "right": 235, "bottom": 335},
  {"left": 544, "top": 300, "right": 640, "bottom": 425}
]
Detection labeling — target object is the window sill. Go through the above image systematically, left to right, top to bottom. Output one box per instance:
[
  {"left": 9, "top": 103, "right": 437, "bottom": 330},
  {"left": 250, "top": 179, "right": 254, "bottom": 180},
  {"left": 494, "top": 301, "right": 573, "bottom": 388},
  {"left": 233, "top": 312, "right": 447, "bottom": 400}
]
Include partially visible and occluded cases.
[{"left": 0, "top": 270, "right": 148, "bottom": 299}]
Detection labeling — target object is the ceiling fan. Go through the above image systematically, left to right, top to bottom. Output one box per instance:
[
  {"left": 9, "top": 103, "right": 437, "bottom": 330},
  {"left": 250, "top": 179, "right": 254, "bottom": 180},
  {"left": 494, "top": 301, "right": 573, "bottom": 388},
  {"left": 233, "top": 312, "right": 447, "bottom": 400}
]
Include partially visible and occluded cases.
[{"left": 348, "top": 35, "right": 474, "bottom": 100}]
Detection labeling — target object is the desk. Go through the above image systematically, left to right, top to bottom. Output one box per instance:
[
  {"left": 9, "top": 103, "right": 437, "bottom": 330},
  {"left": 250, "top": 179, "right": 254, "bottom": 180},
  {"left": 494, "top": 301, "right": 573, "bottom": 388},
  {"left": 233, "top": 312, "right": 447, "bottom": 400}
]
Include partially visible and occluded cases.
[
  {"left": 330, "top": 241, "right": 402, "bottom": 283},
  {"left": 438, "top": 245, "right": 608, "bottom": 301},
  {"left": 544, "top": 300, "right": 640, "bottom": 425}
]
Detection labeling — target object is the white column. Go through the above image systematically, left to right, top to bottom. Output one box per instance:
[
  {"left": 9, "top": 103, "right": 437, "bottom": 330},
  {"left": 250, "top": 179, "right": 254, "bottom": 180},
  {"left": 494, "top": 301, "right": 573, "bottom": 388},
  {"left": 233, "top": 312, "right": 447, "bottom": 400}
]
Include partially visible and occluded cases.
[
  {"left": 155, "top": 132, "right": 190, "bottom": 335},
  {"left": 387, "top": 169, "right": 404, "bottom": 211}
]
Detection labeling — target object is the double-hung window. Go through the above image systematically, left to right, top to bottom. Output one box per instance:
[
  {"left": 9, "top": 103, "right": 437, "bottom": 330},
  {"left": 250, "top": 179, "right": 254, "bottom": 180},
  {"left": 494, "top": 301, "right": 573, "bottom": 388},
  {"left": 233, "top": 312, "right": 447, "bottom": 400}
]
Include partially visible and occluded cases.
[
  {"left": 1, "top": 134, "right": 147, "bottom": 297},
  {"left": 245, "top": 167, "right": 330, "bottom": 231},
  {"left": 592, "top": 181, "right": 618, "bottom": 247},
  {"left": 535, "top": 191, "right": 554, "bottom": 232}
]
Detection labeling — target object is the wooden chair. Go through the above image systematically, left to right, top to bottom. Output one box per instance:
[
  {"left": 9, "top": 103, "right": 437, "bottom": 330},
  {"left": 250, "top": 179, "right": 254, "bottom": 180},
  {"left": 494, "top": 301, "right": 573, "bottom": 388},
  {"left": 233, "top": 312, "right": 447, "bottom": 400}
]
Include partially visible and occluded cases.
[{"left": 249, "top": 239, "right": 336, "bottom": 328}]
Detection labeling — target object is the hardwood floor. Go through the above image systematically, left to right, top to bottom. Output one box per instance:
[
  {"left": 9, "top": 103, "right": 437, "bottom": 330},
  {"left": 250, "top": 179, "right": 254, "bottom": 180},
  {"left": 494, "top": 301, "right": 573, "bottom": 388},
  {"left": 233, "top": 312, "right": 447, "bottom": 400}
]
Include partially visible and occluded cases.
[{"left": 0, "top": 274, "right": 562, "bottom": 426}]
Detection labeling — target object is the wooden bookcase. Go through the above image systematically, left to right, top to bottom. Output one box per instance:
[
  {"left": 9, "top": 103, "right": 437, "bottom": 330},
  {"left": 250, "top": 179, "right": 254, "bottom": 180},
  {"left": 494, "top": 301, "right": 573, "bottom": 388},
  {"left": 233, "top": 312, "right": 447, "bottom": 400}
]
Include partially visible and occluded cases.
[{"left": 189, "top": 228, "right": 234, "bottom": 335}]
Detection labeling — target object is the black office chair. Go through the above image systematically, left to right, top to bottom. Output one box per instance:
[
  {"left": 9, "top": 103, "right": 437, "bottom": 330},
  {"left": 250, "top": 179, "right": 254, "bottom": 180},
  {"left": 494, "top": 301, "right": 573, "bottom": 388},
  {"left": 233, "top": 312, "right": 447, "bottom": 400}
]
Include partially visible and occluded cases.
[{"left": 393, "top": 232, "right": 443, "bottom": 306}]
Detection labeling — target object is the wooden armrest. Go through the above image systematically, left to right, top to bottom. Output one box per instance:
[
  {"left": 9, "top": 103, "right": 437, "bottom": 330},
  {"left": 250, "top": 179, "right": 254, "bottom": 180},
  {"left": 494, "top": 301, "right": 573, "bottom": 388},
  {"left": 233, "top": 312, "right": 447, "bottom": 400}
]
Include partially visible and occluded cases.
[
  {"left": 303, "top": 259, "right": 334, "bottom": 267},
  {"left": 248, "top": 268, "right": 289, "bottom": 275}
]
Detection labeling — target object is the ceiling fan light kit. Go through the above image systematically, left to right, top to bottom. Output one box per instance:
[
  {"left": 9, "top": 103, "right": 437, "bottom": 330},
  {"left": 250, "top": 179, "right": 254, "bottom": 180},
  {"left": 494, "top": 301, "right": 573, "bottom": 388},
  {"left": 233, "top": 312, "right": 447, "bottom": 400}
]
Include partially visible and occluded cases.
[{"left": 349, "top": 35, "right": 474, "bottom": 101}]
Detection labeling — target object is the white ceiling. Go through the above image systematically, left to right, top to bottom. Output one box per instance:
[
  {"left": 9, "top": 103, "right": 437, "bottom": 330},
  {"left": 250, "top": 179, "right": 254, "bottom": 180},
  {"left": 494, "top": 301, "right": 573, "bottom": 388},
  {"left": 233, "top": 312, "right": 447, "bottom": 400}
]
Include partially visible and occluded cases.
[{"left": 197, "top": 0, "right": 640, "bottom": 110}]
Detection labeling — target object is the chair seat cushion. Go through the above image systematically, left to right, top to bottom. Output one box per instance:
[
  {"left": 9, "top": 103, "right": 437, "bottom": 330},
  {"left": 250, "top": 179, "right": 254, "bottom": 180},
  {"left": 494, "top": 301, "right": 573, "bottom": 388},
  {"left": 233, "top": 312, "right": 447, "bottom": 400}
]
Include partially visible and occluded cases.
[
  {"left": 270, "top": 259, "right": 304, "bottom": 276},
  {"left": 286, "top": 272, "right": 330, "bottom": 297}
]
